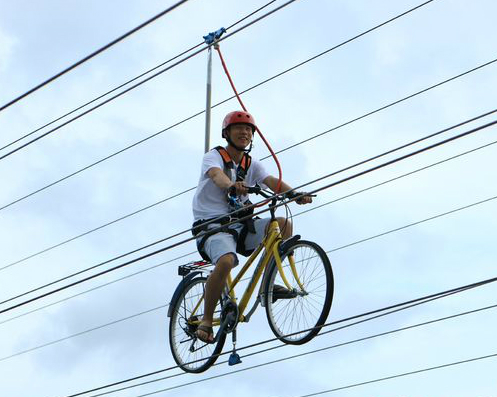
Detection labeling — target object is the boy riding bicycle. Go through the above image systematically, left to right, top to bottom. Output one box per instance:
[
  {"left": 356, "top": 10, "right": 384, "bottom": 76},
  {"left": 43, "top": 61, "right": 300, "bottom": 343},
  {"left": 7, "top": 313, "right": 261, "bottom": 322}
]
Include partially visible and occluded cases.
[{"left": 191, "top": 110, "right": 312, "bottom": 343}]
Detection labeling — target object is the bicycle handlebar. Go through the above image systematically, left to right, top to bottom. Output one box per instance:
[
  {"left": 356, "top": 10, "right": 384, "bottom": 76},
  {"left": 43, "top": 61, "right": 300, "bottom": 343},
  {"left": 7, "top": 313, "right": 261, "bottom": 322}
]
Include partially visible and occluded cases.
[{"left": 229, "top": 185, "right": 315, "bottom": 202}]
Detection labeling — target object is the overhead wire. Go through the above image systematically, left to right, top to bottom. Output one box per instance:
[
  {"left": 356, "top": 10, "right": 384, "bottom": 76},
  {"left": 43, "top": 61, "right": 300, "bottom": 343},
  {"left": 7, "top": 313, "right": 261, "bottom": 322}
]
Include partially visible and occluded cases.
[
  {"left": 0, "top": 0, "right": 189, "bottom": 113},
  {"left": 0, "top": 0, "right": 279, "bottom": 153},
  {"left": 0, "top": 0, "right": 300, "bottom": 161},
  {"left": 0, "top": 0, "right": 442, "bottom": 201},
  {"left": 3, "top": 92, "right": 496, "bottom": 274},
  {"left": 1, "top": 108, "right": 489, "bottom": 293},
  {"left": 1, "top": 117, "right": 496, "bottom": 314},
  {"left": 2, "top": 136, "right": 496, "bottom": 328},
  {"left": 293, "top": 138, "right": 497, "bottom": 219},
  {"left": 3, "top": 185, "right": 497, "bottom": 356},
  {"left": 0, "top": 251, "right": 196, "bottom": 327},
  {"left": 52, "top": 274, "right": 497, "bottom": 397},
  {"left": 73, "top": 299, "right": 497, "bottom": 397},
  {"left": 94, "top": 303, "right": 497, "bottom": 397},
  {"left": 279, "top": 354, "right": 497, "bottom": 397}
]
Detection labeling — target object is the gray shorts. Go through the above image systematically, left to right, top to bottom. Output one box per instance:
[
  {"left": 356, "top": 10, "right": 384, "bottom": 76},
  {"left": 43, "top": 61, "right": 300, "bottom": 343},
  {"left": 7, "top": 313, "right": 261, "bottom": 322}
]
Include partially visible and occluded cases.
[{"left": 198, "top": 218, "right": 270, "bottom": 266}]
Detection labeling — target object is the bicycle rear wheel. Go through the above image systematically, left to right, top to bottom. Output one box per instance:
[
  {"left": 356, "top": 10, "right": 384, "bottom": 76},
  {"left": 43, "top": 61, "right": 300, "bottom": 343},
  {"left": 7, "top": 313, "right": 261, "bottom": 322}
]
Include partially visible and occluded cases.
[
  {"left": 264, "top": 239, "right": 333, "bottom": 345},
  {"left": 169, "top": 276, "right": 226, "bottom": 373}
]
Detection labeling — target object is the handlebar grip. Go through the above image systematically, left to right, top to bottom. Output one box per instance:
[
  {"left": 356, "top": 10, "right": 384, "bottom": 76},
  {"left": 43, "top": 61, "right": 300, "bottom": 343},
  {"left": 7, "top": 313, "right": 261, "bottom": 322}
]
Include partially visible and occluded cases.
[{"left": 247, "top": 186, "right": 261, "bottom": 194}]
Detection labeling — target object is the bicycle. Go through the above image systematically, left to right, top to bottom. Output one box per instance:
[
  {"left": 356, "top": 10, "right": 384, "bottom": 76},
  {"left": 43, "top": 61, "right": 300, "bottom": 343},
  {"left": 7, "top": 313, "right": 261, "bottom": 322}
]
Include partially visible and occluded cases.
[{"left": 167, "top": 187, "right": 334, "bottom": 373}]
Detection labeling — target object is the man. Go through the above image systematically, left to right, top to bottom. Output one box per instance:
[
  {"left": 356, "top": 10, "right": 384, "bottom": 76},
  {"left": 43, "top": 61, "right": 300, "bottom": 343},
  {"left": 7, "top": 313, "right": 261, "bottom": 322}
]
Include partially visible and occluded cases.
[{"left": 191, "top": 110, "right": 312, "bottom": 343}]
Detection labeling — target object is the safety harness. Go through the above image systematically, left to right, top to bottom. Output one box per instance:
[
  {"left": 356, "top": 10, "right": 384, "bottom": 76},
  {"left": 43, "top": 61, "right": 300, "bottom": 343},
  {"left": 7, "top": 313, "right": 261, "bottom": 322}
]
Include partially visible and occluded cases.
[{"left": 192, "top": 146, "right": 257, "bottom": 262}]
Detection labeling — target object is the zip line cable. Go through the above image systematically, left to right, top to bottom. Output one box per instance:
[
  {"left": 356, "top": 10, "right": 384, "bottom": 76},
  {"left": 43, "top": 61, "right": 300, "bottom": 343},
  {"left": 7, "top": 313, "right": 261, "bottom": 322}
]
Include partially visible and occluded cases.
[
  {"left": 0, "top": 0, "right": 189, "bottom": 113},
  {"left": 0, "top": 0, "right": 279, "bottom": 153},
  {"left": 0, "top": 0, "right": 300, "bottom": 162},
  {"left": 0, "top": 0, "right": 437, "bottom": 173},
  {"left": 2, "top": 55, "right": 495, "bottom": 221},
  {"left": 2, "top": 89, "right": 496, "bottom": 275},
  {"left": 1, "top": 109, "right": 492, "bottom": 303},
  {"left": 1, "top": 118, "right": 495, "bottom": 315},
  {"left": 3, "top": 135, "right": 496, "bottom": 328},
  {"left": 293, "top": 138, "right": 497, "bottom": 219},
  {"left": 3, "top": 182, "right": 497, "bottom": 337},
  {"left": 0, "top": 187, "right": 196, "bottom": 271},
  {"left": 325, "top": 195, "right": 497, "bottom": 255},
  {"left": 0, "top": 251, "right": 197, "bottom": 327},
  {"left": 5, "top": 256, "right": 497, "bottom": 370},
  {"left": 51, "top": 275, "right": 497, "bottom": 397},
  {"left": 44, "top": 300, "right": 497, "bottom": 397},
  {"left": 0, "top": 303, "right": 169, "bottom": 363},
  {"left": 95, "top": 303, "right": 497, "bottom": 397},
  {"left": 280, "top": 354, "right": 497, "bottom": 397}
]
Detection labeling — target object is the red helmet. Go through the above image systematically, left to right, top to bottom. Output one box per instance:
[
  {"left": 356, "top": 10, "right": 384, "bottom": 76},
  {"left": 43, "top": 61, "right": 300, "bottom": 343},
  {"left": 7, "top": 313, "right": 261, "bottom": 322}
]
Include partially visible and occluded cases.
[{"left": 222, "top": 111, "right": 256, "bottom": 137}]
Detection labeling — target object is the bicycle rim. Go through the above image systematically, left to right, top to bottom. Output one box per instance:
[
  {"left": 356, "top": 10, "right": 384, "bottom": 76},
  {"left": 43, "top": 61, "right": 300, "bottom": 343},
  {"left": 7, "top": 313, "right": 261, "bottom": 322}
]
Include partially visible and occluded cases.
[
  {"left": 265, "top": 240, "right": 334, "bottom": 344},
  {"left": 169, "top": 277, "right": 226, "bottom": 373}
]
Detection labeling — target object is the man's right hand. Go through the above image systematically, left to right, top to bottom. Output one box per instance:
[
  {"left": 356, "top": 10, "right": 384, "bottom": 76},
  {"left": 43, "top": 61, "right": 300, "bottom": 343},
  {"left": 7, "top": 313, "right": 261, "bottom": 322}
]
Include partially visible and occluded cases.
[{"left": 230, "top": 181, "right": 249, "bottom": 196}]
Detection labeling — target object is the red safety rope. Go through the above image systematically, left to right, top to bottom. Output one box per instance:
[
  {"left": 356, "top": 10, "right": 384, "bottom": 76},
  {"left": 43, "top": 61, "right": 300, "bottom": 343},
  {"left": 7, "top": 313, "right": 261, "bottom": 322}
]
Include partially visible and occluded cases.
[{"left": 215, "top": 45, "right": 283, "bottom": 196}]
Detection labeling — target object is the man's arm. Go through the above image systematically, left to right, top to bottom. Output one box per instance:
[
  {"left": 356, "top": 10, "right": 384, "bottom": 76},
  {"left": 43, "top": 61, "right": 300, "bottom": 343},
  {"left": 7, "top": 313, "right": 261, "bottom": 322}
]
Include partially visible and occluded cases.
[
  {"left": 207, "top": 168, "right": 248, "bottom": 195},
  {"left": 263, "top": 175, "right": 292, "bottom": 194}
]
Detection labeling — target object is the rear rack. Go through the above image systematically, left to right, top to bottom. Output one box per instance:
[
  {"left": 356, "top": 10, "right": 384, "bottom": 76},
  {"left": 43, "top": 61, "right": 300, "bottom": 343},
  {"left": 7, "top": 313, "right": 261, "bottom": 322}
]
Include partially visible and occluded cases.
[{"left": 178, "top": 260, "right": 212, "bottom": 276}]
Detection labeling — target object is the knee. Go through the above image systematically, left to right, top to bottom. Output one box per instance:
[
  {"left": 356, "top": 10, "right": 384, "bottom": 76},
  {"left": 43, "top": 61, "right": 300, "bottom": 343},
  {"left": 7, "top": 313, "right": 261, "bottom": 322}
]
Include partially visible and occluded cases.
[
  {"left": 277, "top": 217, "right": 292, "bottom": 236},
  {"left": 216, "top": 253, "right": 236, "bottom": 272}
]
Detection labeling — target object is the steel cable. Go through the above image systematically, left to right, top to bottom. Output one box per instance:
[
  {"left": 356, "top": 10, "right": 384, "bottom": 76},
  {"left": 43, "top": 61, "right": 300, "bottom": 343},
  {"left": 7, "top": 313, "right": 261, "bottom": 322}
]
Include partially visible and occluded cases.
[
  {"left": 0, "top": 0, "right": 279, "bottom": 153},
  {"left": 0, "top": 0, "right": 189, "bottom": 112},
  {"left": 0, "top": 0, "right": 300, "bottom": 161},
  {"left": 0, "top": 0, "right": 442, "bottom": 201},
  {"left": 2, "top": 101, "right": 495, "bottom": 275},
  {"left": 1, "top": 117, "right": 495, "bottom": 314},
  {"left": 2, "top": 137, "right": 495, "bottom": 328},
  {"left": 52, "top": 274, "right": 497, "bottom": 397}
]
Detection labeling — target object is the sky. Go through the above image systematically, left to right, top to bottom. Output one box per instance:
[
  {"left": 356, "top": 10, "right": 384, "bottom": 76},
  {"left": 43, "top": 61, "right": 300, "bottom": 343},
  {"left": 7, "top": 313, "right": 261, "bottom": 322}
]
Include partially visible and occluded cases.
[{"left": 0, "top": 0, "right": 497, "bottom": 396}]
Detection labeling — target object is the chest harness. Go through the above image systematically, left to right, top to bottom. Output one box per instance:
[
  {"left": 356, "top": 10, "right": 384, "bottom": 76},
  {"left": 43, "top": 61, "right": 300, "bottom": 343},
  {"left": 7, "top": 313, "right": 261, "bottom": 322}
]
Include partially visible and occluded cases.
[{"left": 192, "top": 146, "right": 257, "bottom": 262}]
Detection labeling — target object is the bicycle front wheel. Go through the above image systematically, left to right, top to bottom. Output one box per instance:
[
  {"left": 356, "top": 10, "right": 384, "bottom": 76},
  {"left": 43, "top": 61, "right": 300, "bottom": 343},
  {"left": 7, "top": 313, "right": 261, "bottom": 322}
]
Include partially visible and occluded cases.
[
  {"left": 264, "top": 239, "right": 334, "bottom": 345},
  {"left": 169, "top": 276, "right": 226, "bottom": 373}
]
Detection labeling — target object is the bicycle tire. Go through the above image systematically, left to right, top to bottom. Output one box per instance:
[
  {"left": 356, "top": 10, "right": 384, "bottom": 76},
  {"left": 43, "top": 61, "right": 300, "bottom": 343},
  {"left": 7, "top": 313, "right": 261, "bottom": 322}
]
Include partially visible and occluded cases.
[
  {"left": 264, "top": 239, "right": 334, "bottom": 345},
  {"left": 169, "top": 276, "right": 226, "bottom": 373}
]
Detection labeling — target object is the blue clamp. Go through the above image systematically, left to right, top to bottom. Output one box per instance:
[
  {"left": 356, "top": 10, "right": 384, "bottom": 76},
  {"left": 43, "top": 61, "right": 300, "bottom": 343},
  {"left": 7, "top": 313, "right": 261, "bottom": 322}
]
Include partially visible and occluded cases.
[
  {"left": 203, "top": 27, "right": 226, "bottom": 45},
  {"left": 228, "top": 351, "right": 242, "bottom": 366}
]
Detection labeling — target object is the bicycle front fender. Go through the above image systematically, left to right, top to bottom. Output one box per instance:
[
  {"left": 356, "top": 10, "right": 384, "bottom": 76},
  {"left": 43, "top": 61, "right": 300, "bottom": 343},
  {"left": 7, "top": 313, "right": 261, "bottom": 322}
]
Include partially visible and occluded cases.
[{"left": 167, "top": 271, "right": 203, "bottom": 317}]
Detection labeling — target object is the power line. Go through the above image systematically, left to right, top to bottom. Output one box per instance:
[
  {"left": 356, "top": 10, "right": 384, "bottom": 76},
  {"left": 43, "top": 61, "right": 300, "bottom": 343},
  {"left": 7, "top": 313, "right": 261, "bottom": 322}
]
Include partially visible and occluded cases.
[
  {"left": 0, "top": 0, "right": 189, "bottom": 113},
  {"left": 0, "top": 0, "right": 279, "bottom": 153},
  {"left": 0, "top": 0, "right": 300, "bottom": 161},
  {"left": 0, "top": 0, "right": 441, "bottom": 190},
  {"left": 2, "top": 98, "right": 496, "bottom": 275},
  {"left": 1, "top": 117, "right": 495, "bottom": 314},
  {"left": 3, "top": 136, "right": 495, "bottom": 328},
  {"left": 293, "top": 138, "right": 497, "bottom": 219},
  {"left": 3, "top": 173, "right": 496, "bottom": 339},
  {"left": 5, "top": 185, "right": 497, "bottom": 363},
  {"left": 0, "top": 187, "right": 196, "bottom": 271},
  {"left": 326, "top": 195, "right": 497, "bottom": 254},
  {"left": 0, "top": 251, "right": 196, "bottom": 327},
  {"left": 53, "top": 274, "right": 497, "bottom": 397},
  {"left": 79, "top": 298, "right": 497, "bottom": 397},
  {"left": 99, "top": 303, "right": 497, "bottom": 397},
  {"left": 0, "top": 304, "right": 167, "bottom": 363},
  {"left": 281, "top": 354, "right": 497, "bottom": 397}
]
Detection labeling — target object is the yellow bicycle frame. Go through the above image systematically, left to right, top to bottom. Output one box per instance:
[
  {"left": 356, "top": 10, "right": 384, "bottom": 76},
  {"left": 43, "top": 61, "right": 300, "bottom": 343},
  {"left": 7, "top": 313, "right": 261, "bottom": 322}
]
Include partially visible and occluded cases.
[{"left": 189, "top": 218, "right": 305, "bottom": 326}]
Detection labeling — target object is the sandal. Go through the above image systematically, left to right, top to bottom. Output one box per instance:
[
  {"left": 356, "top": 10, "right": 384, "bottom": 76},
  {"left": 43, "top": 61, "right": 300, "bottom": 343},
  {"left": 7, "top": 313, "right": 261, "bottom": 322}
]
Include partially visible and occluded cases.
[{"left": 196, "top": 324, "right": 215, "bottom": 344}]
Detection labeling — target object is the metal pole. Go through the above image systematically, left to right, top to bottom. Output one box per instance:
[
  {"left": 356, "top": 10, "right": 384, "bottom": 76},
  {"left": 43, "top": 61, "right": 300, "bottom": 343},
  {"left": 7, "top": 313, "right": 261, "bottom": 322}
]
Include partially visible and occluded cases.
[{"left": 204, "top": 45, "right": 213, "bottom": 153}]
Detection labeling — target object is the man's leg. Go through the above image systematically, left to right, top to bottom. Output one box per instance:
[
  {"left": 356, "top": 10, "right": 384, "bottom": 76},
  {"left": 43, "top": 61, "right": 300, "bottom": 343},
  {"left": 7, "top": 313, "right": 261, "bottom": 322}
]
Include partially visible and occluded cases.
[
  {"left": 276, "top": 217, "right": 293, "bottom": 239},
  {"left": 197, "top": 253, "right": 235, "bottom": 342}
]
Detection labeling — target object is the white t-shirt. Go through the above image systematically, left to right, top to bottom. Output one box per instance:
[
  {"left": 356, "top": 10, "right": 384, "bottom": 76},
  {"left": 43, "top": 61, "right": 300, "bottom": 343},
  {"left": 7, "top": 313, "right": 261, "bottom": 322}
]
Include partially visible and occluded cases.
[{"left": 192, "top": 149, "right": 270, "bottom": 221}]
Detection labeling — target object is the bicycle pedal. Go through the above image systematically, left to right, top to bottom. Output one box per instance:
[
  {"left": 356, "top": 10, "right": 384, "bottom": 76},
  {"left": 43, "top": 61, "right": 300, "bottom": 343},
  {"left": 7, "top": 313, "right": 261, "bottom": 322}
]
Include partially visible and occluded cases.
[{"left": 228, "top": 352, "right": 242, "bottom": 366}]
